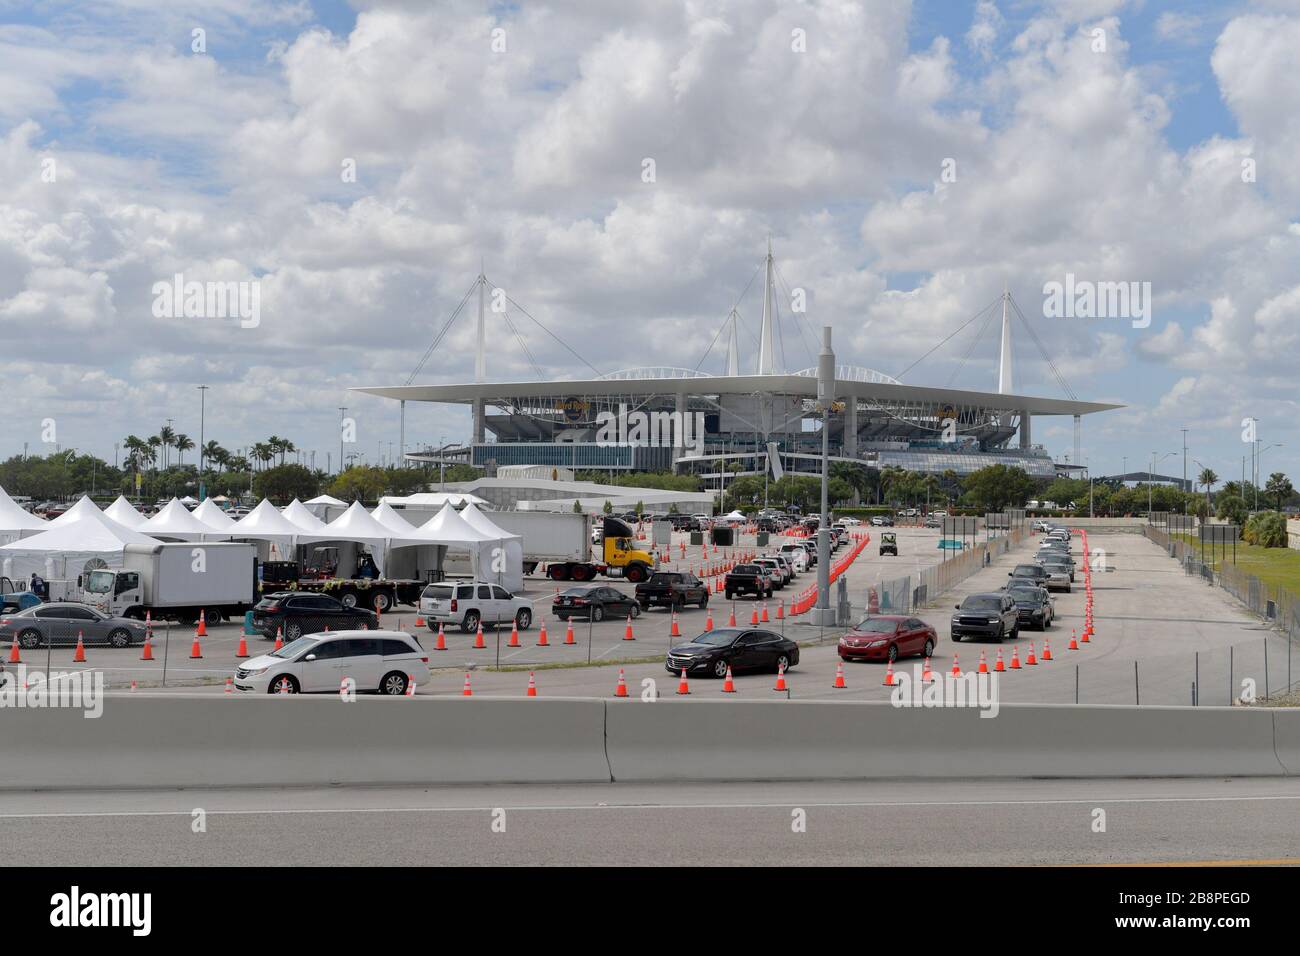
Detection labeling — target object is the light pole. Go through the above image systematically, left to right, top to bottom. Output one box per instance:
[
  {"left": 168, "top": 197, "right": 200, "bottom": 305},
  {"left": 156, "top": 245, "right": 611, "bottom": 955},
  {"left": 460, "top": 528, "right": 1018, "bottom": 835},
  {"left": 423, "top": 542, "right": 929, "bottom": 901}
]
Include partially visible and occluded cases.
[
  {"left": 814, "top": 327, "right": 836, "bottom": 626},
  {"left": 197, "top": 385, "right": 208, "bottom": 499},
  {"left": 1181, "top": 427, "right": 1188, "bottom": 509},
  {"left": 1257, "top": 443, "right": 1283, "bottom": 510},
  {"left": 1148, "top": 451, "right": 1175, "bottom": 514},
  {"left": 1192, "top": 457, "right": 1213, "bottom": 519}
]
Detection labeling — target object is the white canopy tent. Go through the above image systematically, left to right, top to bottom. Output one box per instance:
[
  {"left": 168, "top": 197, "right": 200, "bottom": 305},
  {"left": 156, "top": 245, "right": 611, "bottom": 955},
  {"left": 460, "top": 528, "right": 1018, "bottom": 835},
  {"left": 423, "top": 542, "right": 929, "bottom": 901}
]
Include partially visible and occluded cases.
[
  {"left": 0, "top": 485, "right": 49, "bottom": 544},
  {"left": 380, "top": 492, "right": 488, "bottom": 508},
  {"left": 304, "top": 493, "right": 348, "bottom": 520},
  {"left": 306, "top": 494, "right": 347, "bottom": 507},
  {"left": 179, "top": 495, "right": 199, "bottom": 506},
  {"left": 48, "top": 496, "right": 104, "bottom": 526},
  {"left": 103, "top": 496, "right": 149, "bottom": 530},
  {"left": 144, "top": 498, "right": 229, "bottom": 541},
  {"left": 193, "top": 498, "right": 237, "bottom": 531},
  {"left": 282, "top": 499, "right": 330, "bottom": 533},
  {"left": 229, "top": 500, "right": 305, "bottom": 560},
  {"left": 298, "top": 501, "right": 426, "bottom": 577},
  {"left": 371, "top": 502, "right": 418, "bottom": 535},
  {"left": 459, "top": 502, "right": 524, "bottom": 591},
  {"left": 404, "top": 503, "right": 522, "bottom": 591},
  {"left": 0, "top": 506, "right": 160, "bottom": 581}
]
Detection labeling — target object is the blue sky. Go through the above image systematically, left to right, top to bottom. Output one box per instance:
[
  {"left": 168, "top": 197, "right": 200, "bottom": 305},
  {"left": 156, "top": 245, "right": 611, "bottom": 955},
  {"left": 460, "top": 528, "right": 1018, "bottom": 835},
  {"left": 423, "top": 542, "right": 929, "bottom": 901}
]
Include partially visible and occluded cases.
[{"left": 1, "top": 0, "right": 1297, "bottom": 484}]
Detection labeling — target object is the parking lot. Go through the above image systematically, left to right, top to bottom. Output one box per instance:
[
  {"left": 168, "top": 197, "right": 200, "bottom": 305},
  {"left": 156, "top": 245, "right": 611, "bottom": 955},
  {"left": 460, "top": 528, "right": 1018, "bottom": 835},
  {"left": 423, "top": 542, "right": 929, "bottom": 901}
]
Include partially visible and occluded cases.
[{"left": 12, "top": 525, "right": 1294, "bottom": 708}]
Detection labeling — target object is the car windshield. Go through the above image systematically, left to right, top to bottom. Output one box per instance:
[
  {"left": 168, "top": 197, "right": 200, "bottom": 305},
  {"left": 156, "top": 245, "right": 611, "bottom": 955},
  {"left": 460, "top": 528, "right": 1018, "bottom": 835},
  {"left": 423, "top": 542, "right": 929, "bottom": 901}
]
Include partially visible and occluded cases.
[
  {"left": 733, "top": 565, "right": 759, "bottom": 574},
  {"left": 1012, "top": 566, "right": 1041, "bottom": 575},
  {"left": 84, "top": 570, "right": 116, "bottom": 594},
  {"left": 648, "top": 573, "right": 678, "bottom": 585},
  {"left": 421, "top": 584, "right": 453, "bottom": 600},
  {"left": 561, "top": 587, "right": 597, "bottom": 597},
  {"left": 1009, "top": 589, "right": 1042, "bottom": 603},
  {"left": 961, "top": 596, "right": 1002, "bottom": 611},
  {"left": 853, "top": 618, "right": 899, "bottom": 633},
  {"left": 687, "top": 630, "right": 742, "bottom": 646},
  {"left": 271, "top": 636, "right": 319, "bottom": 659}
]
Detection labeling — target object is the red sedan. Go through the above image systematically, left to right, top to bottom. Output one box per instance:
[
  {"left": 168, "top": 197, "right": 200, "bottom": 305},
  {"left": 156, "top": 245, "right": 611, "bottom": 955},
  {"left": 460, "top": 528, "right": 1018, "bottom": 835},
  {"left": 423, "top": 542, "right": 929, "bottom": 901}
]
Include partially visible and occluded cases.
[{"left": 838, "top": 615, "right": 937, "bottom": 663}]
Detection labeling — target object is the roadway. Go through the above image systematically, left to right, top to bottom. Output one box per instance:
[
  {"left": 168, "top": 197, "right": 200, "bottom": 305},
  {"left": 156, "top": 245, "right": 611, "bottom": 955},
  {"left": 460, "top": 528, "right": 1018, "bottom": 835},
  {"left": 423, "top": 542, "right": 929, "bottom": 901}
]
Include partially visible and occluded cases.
[{"left": 1, "top": 777, "right": 1297, "bottom": 866}]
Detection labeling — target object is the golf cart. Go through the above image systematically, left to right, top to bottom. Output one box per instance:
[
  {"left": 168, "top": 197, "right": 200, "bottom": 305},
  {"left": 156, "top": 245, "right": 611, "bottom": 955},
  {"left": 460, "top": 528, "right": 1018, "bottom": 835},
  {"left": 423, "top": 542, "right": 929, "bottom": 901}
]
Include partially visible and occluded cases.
[{"left": 879, "top": 532, "right": 898, "bottom": 557}]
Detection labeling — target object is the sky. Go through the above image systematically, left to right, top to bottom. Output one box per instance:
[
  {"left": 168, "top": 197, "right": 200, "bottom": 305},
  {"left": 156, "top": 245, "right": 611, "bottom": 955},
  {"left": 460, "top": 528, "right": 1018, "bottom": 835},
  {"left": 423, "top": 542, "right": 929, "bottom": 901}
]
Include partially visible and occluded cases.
[{"left": 1, "top": 0, "right": 1298, "bottom": 485}]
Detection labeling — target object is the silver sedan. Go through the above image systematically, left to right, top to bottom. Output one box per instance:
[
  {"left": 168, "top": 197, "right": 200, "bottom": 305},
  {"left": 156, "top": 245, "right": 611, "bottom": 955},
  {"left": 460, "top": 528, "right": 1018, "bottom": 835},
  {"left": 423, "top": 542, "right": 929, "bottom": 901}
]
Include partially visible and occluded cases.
[{"left": 0, "top": 602, "right": 149, "bottom": 648}]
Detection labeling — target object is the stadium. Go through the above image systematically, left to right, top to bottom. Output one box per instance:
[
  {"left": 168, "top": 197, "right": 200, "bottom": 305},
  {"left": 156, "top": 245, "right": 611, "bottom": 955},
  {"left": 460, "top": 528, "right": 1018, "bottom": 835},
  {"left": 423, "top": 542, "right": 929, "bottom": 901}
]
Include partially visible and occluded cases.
[{"left": 353, "top": 250, "right": 1121, "bottom": 485}]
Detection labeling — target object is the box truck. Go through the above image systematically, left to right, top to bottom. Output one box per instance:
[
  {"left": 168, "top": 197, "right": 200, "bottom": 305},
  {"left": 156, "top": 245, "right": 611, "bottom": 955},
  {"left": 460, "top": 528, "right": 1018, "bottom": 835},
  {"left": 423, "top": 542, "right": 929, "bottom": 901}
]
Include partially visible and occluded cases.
[{"left": 81, "top": 542, "right": 258, "bottom": 624}]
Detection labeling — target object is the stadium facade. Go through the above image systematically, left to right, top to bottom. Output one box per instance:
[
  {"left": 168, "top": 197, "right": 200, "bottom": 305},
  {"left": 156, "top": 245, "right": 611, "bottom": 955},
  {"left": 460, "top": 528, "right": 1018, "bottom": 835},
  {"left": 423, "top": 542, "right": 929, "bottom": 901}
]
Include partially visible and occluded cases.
[{"left": 353, "top": 258, "right": 1121, "bottom": 484}]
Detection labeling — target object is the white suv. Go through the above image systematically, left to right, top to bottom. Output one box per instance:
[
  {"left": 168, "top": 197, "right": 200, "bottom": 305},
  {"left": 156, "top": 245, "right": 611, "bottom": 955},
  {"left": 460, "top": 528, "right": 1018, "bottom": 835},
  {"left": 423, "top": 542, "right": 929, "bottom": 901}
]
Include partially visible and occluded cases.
[
  {"left": 778, "top": 543, "right": 808, "bottom": 572},
  {"left": 420, "top": 581, "right": 534, "bottom": 632},
  {"left": 233, "top": 630, "right": 431, "bottom": 695}
]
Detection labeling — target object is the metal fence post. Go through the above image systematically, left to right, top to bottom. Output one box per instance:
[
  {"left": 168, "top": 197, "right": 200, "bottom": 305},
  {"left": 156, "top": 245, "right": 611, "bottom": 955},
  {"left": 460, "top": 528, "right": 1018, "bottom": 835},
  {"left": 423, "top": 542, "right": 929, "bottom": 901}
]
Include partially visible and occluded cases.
[
  {"left": 1264, "top": 638, "right": 1269, "bottom": 699},
  {"left": 1134, "top": 660, "right": 1139, "bottom": 706},
  {"left": 1074, "top": 665, "right": 1079, "bottom": 704}
]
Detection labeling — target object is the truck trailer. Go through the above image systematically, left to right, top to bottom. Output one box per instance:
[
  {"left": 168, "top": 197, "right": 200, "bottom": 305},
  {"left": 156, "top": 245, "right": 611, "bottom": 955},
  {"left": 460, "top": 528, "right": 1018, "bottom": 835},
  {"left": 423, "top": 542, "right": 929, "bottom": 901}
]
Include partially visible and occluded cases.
[{"left": 81, "top": 542, "right": 258, "bottom": 623}]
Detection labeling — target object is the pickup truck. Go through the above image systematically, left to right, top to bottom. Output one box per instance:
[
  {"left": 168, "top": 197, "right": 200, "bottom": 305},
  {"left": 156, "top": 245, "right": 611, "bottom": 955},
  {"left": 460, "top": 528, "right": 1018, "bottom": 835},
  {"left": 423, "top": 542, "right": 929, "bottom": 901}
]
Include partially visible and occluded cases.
[
  {"left": 724, "top": 564, "right": 773, "bottom": 600},
  {"left": 635, "top": 571, "right": 710, "bottom": 611},
  {"left": 951, "top": 592, "right": 1020, "bottom": 642}
]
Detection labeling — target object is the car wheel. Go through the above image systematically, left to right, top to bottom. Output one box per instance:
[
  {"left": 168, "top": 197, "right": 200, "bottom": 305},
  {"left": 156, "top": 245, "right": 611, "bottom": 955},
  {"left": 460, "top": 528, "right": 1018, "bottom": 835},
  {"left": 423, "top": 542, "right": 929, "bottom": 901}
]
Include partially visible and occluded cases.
[
  {"left": 626, "top": 566, "right": 646, "bottom": 584},
  {"left": 725, "top": 591, "right": 733, "bottom": 600},
  {"left": 339, "top": 592, "right": 359, "bottom": 609},
  {"left": 698, "top": 594, "right": 708, "bottom": 609},
  {"left": 629, "top": 603, "right": 641, "bottom": 619},
  {"left": 591, "top": 606, "right": 605, "bottom": 623},
  {"left": 204, "top": 608, "right": 224, "bottom": 625},
  {"left": 515, "top": 608, "right": 533, "bottom": 630},
  {"left": 461, "top": 611, "right": 480, "bottom": 634},
  {"left": 286, "top": 621, "right": 303, "bottom": 640},
  {"left": 996, "top": 625, "right": 1005, "bottom": 642},
  {"left": 1011, "top": 625, "right": 1020, "bottom": 639},
  {"left": 108, "top": 628, "right": 132, "bottom": 648},
  {"left": 18, "top": 629, "right": 42, "bottom": 649},
  {"left": 923, "top": 638, "right": 935, "bottom": 657},
  {"left": 887, "top": 643, "right": 900, "bottom": 663},
  {"left": 775, "top": 653, "right": 791, "bottom": 673},
  {"left": 712, "top": 658, "right": 728, "bottom": 678},
  {"left": 379, "top": 671, "right": 408, "bottom": 696},
  {"left": 269, "top": 675, "right": 299, "bottom": 694}
]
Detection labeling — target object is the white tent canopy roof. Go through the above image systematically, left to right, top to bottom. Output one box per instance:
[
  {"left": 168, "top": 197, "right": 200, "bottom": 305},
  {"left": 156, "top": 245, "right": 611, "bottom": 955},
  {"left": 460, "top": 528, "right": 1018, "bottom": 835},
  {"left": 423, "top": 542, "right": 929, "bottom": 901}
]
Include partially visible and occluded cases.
[
  {"left": 0, "top": 485, "right": 49, "bottom": 533},
  {"left": 381, "top": 492, "right": 488, "bottom": 508},
  {"left": 305, "top": 494, "right": 347, "bottom": 507},
  {"left": 49, "top": 496, "right": 104, "bottom": 526},
  {"left": 103, "top": 496, "right": 148, "bottom": 530},
  {"left": 144, "top": 498, "right": 226, "bottom": 540},
  {"left": 192, "top": 498, "right": 237, "bottom": 530},
  {"left": 231, "top": 499, "right": 307, "bottom": 543},
  {"left": 282, "top": 499, "right": 330, "bottom": 532},
  {"left": 302, "top": 501, "right": 424, "bottom": 548},
  {"left": 458, "top": 501, "right": 520, "bottom": 541},
  {"left": 371, "top": 502, "right": 418, "bottom": 535},
  {"left": 413, "top": 503, "right": 499, "bottom": 544},
  {"left": 1, "top": 506, "right": 159, "bottom": 553}
]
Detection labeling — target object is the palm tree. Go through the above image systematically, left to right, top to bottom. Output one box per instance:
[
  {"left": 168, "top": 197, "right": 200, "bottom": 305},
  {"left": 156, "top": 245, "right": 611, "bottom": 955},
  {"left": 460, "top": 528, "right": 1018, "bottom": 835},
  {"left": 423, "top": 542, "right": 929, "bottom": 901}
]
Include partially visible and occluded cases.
[
  {"left": 158, "top": 425, "right": 176, "bottom": 469},
  {"left": 174, "top": 434, "right": 194, "bottom": 466},
  {"left": 123, "top": 435, "right": 150, "bottom": 474},
  {"left": 146, "top": 435, "right": 162, "bottom": 471},
  {"left": 203, "top": 441, "right": 228, "bottom": 472},
  {"left": 252, "top": 442, "right": 275, "bottom": 471},
  {"left": 1198, "top": 468, "right": 1218, "bottom": 518},
  {"left": 1265, "top": 472, "right": 1293, "bottom": 513}
]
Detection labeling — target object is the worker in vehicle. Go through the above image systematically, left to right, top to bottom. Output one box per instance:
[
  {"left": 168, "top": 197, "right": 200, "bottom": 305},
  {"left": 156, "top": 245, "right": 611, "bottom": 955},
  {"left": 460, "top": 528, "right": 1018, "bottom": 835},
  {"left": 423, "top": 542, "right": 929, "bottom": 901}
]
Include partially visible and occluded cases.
[{"left": 355, "top": 551, "right": 380, "bottom": 579}]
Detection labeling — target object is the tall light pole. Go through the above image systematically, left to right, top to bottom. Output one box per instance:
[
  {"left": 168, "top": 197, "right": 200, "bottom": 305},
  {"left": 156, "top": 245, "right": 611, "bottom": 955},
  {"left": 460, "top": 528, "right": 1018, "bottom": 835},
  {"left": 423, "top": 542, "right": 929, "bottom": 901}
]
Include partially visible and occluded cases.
[
  {"left": 814, "top": 327, "right": 836, "bottom": 626},
  {"left": 197, "top": 385, "right": 208, "bottom": 499},
  {"left": 1181, "top": 427, "right": 1188, "bottom": 507},
  {"left": 1258, "top": 443, "right": 1283, "bottom": 510},
  {"left": 1149, "top": 451, "right": 1175, "bottom": 514}
]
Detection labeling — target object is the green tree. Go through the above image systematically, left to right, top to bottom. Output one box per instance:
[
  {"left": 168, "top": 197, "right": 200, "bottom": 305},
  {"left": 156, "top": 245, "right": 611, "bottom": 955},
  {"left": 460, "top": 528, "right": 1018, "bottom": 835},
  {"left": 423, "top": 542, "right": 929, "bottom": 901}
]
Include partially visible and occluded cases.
[
  {"left": 173, "top": 433, "right": 194, "bottom": 466},
  {"left": 254, "top": 464, "right": 320, "bottom": 504},
  {"left": 961, "top": 465, "right": 1035, "bottom": 512},
  {"left": 327, "top": 466, "right": 386, "bottom": 504},
  {"left": 1265, "top": 472, "right": 1293, "bottom": 513},
  {"left": 1216, "top": 493, "right": 1248, "bottom": 527},
  {"left": 1243, "top": 511, "right": 1287, "bottom": 548}
]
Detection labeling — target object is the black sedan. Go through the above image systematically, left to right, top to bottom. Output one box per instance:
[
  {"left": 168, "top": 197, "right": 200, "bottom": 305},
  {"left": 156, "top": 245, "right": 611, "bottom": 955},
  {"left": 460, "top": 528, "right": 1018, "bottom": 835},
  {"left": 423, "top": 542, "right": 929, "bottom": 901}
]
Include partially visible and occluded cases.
[
  {"left": 553, "top": 584, "right": 641, "bottom": 622},
  {"left": 252, "top": 592, "right": 378, "bottom": 641},
  {"left": 0, "top": 603, "right": 149, "bottom": 648},
  {"left": 665, "top": 627, "right": 799, "bottom": 678}
]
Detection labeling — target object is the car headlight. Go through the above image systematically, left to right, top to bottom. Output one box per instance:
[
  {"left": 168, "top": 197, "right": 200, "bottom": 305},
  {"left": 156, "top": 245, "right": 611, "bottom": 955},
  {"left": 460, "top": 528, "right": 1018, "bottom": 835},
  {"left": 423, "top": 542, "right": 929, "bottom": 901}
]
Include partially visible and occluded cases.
[
  {"left": 988, "top": 617, "right": 1001, "bottom": 623},
  {"left": 243, "top": 666, "right": 270, "bottom": 676}
]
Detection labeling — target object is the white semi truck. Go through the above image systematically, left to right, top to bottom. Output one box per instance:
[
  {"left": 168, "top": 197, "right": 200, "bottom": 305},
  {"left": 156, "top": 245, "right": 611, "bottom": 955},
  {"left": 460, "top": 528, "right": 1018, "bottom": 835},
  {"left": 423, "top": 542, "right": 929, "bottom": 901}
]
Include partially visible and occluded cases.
[{"left": 81, "top": 542, "right": 259, "bottom": 624}]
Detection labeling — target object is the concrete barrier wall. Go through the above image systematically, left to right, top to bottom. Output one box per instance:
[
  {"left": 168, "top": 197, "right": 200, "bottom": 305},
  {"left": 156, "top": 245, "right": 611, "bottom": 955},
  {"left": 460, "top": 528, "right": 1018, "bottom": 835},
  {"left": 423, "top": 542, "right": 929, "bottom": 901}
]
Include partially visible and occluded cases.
[
  {"left": 0, "top": 695, "right": 611, "bottom": 789},
  {"left": 0, "top": 696, "right": 1292, "bottom": 789},
  {"left": 603, "top": 700, "right": 1286, "bottom": 781}
]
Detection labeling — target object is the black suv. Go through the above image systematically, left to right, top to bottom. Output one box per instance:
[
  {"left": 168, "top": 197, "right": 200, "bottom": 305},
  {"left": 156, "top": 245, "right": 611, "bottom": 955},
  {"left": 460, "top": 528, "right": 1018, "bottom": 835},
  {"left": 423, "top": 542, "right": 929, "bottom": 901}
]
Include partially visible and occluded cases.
[
  {"left": 724, "top": 564, "right": 773, "bottom": 600},
  {"left": 1004, "top": 564, "right": 1049, "bottom": 589},
  {"left": 635, "top": 571, "right": 710, "bottom": 611},
  {"left": 1007, "top": 585, "right": 1054, "bottom": 630},
  {"left": 253, "top": 591, "right": 378, "bottom": 641},
  {"left": 950, "top": 592, "right": 1019, "bottom": 642}
]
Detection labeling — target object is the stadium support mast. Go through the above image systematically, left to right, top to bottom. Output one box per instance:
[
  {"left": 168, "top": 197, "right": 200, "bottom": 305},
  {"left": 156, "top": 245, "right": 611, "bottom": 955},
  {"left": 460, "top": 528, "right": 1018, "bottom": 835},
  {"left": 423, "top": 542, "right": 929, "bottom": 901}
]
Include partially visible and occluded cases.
[
  {"left": 757, "top": 238, "right": 776, "bottom": 375},
  {"left": 475, "top": 262, "right": 486, "bottom": 384},
  {"left": 997, "top": 282, "right": 1013, "bottom": 395},
  {"left": 726, "top": 308, "right": 740, "bottom": 375}
]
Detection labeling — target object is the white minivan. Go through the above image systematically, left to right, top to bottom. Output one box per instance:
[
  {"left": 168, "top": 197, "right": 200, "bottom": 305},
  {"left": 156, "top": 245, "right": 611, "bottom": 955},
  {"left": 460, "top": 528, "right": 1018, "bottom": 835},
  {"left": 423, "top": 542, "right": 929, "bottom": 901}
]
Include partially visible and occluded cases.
[{"left": 234, "top": 630, "right": 431, "bottom": 695}]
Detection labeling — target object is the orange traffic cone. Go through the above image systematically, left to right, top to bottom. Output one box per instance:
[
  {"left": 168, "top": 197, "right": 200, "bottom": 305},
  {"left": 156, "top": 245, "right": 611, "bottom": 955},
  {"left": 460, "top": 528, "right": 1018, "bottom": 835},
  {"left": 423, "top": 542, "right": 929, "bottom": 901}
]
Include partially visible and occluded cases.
[
  {"left": 776, "top": 601, "right": 784, "bottom": 620},
  {"left": 761, "top": 602, "right": 770, "bottom": 623},
  {"left": 749, "top": 606, "right": 759, "bottom": 625},
  {"left": 727, "top": 608, "right": 736, "bottom": 627},
  {"left": 196, "top": 610, "right": 207, "bottom": 637},
  {"left": 704, "top": 610, "right": 714, "bottom": 632},
  {"left": 670, "top": 612, "right": 681, "bottom": 638},
  {"left": 623, "top": 614, "right": 636, "bottom": 641},
  {"left": 415, "top": 615, "right": 425, "bottom": 627},
  {"left": 536, "top": 621, "right": 549, "bottom": 647},
  {"left": 564, "top": 621, "right": 576, "bottom": 645},
  {"left": 508, "top": 624, "right": 521, "bottom": 648},
  {"left": 435, "top": 625, "right": 447, "bottom": 651},
  {"left": 474, "top": 625, "right": 486, "bottom": 649},
  {"left": 1082, "top": 625, "right": 1091, "bottom": 644},
  {"left": 274, "top": 627, "right": 283, "bottom": 651},
  {"left": 1068, "top": 629, "right": 1079, "bottom": 650},
  {"left": 73, "top": 632, "right": 87, "bottom": 662},
  {"left": 140, "top": 632, "right": 154, "bottom": 660},
  {"left": 189, "top": 633, "right": 203, "bottom": 659},
  {"left": 235, "top": 633, "right": 249, "bottom": 658},
  {"left": 7, "top": 635, "right": 19, "bottom": 664},
  {"left": 1041, "top": 638, "right": 1053, "bottom": 661},
  {"left": 1025, "top": 642, "right": 1038, "bottom": 665},
  {"left": 1009, "top": 646, "right": 1021, "bottom": 670},
  {"left": 994, "top": 649, "right": 1005, "bottom": 672},
  {"left": 978, "top": 650, "right": 989, "bottom": 674},
  {"left": 949, "top": 654, "right": 960, "bottom": 677},
  {"left": 922, "top": 657, "right": 934, "bottom": 682},
  {"left": 832, "top": 661, "right": 847, "bottom": 689},
  {"left": 882, "top": 661, "right": 896, "bottom": 686},
  {"left": 774, "top": 662, "right": 787, "bottom": 691},
  {"left": 722, "top": 665, "right": 736, "bottom": 693},
  {"left": 614, "top": 668, "right": 629, "bottom": 697},
  {"left": 676, "top": 668, "right": 691, "bottom": 695},
  {"left": 461, "top": 672, "right": 473, "bottom": 696},
  {"left": 526, "top": 672, "right": 537, "bottom": 697},
  {"left": 405, "top": 675, "right": 415, "bottom": 697},
  {"left": 224, "top": 676, "right": 233, "bottom": 694},
  {"left": 130, "top": 680, "right": 137, "bottom": 692}
]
